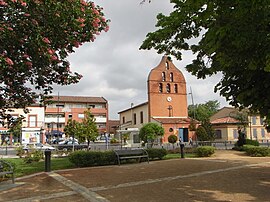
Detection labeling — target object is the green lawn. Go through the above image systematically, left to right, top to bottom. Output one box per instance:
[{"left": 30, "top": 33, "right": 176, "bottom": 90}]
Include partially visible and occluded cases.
[
  {"left": 163, "top": 153, "right": 197, "bottom": 159},
  {"left": 5, "top": 157, "right": 75, "bottom": 178}
]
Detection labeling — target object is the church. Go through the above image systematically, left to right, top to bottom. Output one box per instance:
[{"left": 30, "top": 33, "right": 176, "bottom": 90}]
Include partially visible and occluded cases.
[{"left": 118, "top": 56, "right": 195, "bottom": 143}]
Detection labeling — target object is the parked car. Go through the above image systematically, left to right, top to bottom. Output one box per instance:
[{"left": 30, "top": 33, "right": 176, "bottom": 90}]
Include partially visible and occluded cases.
[
  {"left": 56, "top": 140, "right": 88, "bottom": 151},
  {"left": 23, "top": 143, "right": 56, "bottom": 152}
]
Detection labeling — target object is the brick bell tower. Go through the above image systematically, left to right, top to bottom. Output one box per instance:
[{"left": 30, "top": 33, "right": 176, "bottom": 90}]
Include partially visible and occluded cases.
[
  {"left": 147, "top": 56, "right": 191, "bottom": 143},
  {"left": 148, "top": 56, "right": 188, "bottom": 119}
]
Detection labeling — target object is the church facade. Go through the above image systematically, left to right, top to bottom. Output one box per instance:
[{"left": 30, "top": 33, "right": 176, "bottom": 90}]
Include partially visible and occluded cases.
[{"left": 118, "top": 56, "right": 195, "bottom": 143}]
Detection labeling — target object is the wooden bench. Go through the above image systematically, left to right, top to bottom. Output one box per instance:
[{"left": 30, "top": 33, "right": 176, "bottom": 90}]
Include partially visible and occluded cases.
[
  {"left": 114, "top": 149, "right": 149, "bottom": 166},
  {"left": 0, "top": 160, "right": 15, "bottom": 183}
]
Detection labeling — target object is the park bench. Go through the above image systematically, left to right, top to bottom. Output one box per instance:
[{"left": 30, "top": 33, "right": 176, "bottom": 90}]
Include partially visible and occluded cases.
[
  {"left": 114, "top": 148, "right": 149, "bottom": 166},
  {"left": 0, "top": 160, "right": 15, "bottom": 183}
]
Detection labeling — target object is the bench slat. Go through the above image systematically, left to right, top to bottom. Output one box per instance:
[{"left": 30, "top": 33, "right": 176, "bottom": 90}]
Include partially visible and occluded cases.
[
  {"left": 114, "top": 149, "right": 149, "bottom": 166},
  {"left": 0, "top": 160, "right": 15, "bottom": 183}
]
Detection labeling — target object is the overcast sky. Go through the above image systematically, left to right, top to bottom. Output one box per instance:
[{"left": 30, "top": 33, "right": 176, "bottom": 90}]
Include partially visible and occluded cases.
[{"left": 53, "top": 0, "right": 229, "bottom": 120}]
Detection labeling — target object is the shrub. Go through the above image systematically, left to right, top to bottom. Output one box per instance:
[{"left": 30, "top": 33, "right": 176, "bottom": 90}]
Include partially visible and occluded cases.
[
  {"left": 168, "top": 135, "right": 177, "bottom": 144},
  {"left": 110, "top": 138, "right": 119, "bottom": 144},
  {"left": 245, "top": 139, "right": 259, "bottom": 146},
  {"left": 243, "top": 145, "right": 269, "bottom": 157},
  {"left": 15, "top": 146, "right": 25, "bottom": 158},
  {"left": 195, "top": 146, "right": 215, "bottom": 157},
  {"left": 146, "top": 148, "right": 167, "bottom": 160},
  {"left": 23, "top": 150, "right": 43, "bottom": 163},
  {"left": 68, "top": 150, "right": 116, "bottom": 167}
]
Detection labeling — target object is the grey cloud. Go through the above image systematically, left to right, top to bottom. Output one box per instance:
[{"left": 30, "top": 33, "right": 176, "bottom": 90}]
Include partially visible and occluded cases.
[{"left": 53, "top": 1, "right": 229, "bottom": 120}]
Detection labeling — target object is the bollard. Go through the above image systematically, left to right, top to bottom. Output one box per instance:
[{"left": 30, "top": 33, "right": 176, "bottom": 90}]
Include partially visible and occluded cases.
[
  {"left": 180, "top": 143, "right": 185, "bottom": 158},
  {"left": 45, "top": 150, "right": 51, "bottom": 172}
]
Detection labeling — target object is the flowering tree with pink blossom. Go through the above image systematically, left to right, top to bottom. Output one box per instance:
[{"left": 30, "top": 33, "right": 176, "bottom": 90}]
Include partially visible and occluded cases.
[{"left": 0, "top": 0, "right": 109, "bottom": 124}]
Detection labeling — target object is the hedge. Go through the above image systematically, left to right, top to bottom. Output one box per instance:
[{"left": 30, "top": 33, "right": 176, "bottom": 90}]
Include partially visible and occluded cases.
[
  {"left": 243, "top": 145, "right": 270, "bottom": 157},
  {"left": 195, "top": 146, "right": 215, "bottom": 157},
  {"left": 68, "top": 148, "right": 168, "bottom": 167}
]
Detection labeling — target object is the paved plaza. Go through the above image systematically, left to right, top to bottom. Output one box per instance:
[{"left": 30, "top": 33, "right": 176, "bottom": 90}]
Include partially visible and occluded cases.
[{"left": 0, "top": 150, "right": 270, "bottom": 202}]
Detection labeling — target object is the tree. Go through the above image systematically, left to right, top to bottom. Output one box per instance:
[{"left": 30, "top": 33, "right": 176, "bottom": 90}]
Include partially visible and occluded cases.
[
  {"left": 0, "top": 0, "right": 109, "bottom": 121},
  {"left": 140, "top": 1, "right": 270, "bottom": 127},
  {"left": 188, "top": 100, "right": 220, "bottom": 122},
  {"left": 79, "top": 110, "right": 99, "bottom": 149},
  {"left": 64, "top": 119, "right": 79, "bottom": 139},
  {"left": 201, "top": 120, "right": 215, "bottom": 141},
  {"left": 139, "top": 122, "right": 164, "bottom": 147},
  {"left": 195, "top": 126, "right": 208, "bottom": 142},
  {"left": 168, "top": 134, "right": 177, "bottom": 149}
]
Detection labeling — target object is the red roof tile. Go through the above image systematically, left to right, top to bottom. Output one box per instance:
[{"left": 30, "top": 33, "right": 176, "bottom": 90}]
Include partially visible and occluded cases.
[
  {"left": 49, "top": 95, "right": 107, "bottom": 103},
  {"left": 211, "top": 117, "right": 240, "bottom": 124}
]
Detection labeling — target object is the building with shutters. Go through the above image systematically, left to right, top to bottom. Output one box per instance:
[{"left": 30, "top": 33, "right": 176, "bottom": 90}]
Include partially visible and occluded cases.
[{"left": 44, "top": 96, "right": 108, "bottom": 140}]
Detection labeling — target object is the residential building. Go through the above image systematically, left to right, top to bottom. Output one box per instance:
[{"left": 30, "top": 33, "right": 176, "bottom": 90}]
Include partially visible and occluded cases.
[
  {"left": 118, "top": 56, "right": 195, "bottom": 144},
  {"left": 44, "top": 95, "right": 108, "bottom": 140},
  {"left": 0, "top": 105, "right": 45, "bottom": 144},
  {"left": 210, "top": 107, "right": 270, "bottom": 141}
]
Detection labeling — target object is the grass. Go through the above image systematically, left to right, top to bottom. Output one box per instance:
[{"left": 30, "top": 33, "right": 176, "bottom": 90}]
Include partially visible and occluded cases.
[
  {"left": 163, "top": 153, "right": 197, "bottom": 160},
  {"left": 4, "top": 157, "right": 75, "bottom": 178}
]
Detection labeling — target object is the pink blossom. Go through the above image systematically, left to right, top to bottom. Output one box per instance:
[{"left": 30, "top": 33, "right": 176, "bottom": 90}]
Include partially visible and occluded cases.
[
  {"left": 80, "top": 0, "right": 87, "bottom": 6},
  {"left": 0, "top": 1, "right": 7, "bottom": 6},
  {"left": 21, "top": 1, "right": 27, "bottom": 6},
  {"left": 81, "top": 7, "right": 85, "bottom": 12},
  {"left": 93, "top": 9, "right": 99, "bottom": 15},
  {"left": 24, "top": 13, "right": 30, "bottom": 17},
  {"left": 101, "top": 16, "right": 106, "bottom": 22},
  {"left": 77, "top": 18, "right": 85, "bottom": 23},
  {"left": 94, "top": 18, "right": 100, "bottom": 24},
  {"left": 92, "top": 22, "right": 99, "bottom": 28},
  {"left": 79, "top": 23, "right": 85, "bottom": 27},
  {"left": 104, "top": 26, "right": 109, "bottom": 32},
  {"left": 7, "top": 27, "right": 13, "bottom": 31},
  {"left": 95, "top": 32, "right": 100, "bottom": 35},
  {"left": 90, "top": 36, "right": 96, "bottom": 42},
  {"left": 43, "top": 37, "right": 51, "bottom": 44},
  {"left": 73, "top": 41, "right": 81, "bottom": 48},
  {"left": 47, "top": 49, "right": 55, "bottom": 55},
  {"left": 22, "top": 54, "right": 29, "bottom": 58},
  {"left": 50, "top": 55, "right": 58, "bottom": 61},
  {"left": 5, "top": 57, "right": 14, "bottom": 66},
  {"left": 25, "top": 61, "right": 32, "bottom": 68}
]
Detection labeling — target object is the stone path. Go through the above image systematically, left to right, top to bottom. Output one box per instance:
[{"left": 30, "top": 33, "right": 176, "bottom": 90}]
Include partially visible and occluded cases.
[{"left": 0, "top": 150, "right": 269, "bottom": 202}]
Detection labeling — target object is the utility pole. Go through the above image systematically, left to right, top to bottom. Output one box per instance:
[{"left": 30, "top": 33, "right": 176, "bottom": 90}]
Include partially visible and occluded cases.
[
  {"left": 189, "top": 86, "right": 195, "bottom": 119},
  {"left": 57, "top": 92, "right": 60, "bottom": 141}
]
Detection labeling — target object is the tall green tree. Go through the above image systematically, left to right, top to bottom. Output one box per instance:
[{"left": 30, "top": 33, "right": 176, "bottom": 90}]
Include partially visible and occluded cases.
[
  {"left": 0, "top": 0, "right": 109, "bottom": 120},
  {"left": 140, "top": 0, "right": 270, "bottom": 127},
  {"left": 188, "top": 100, "right": 220, "bottom": 122},
  {"left": 79, "top": 110, "right": 99, "bottom": 149},
  {"left": 64, "top": 119, "right": 79, "bottom": 139},
  {"left": 139, "top": 122, "right": 164, "bottom": 147}
]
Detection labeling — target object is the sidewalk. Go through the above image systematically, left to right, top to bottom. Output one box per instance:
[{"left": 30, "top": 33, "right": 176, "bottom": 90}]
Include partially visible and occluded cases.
[{"left": 0, "top": 150, "right": 269, "bottom": 202}]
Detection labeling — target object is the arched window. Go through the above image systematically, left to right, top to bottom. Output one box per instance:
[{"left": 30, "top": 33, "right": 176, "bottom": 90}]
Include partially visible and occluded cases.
[
  {"left": 165, "top": 61, "right": 169, "bottom": 70},
  {"left": 162, "top": 72, "right": 165, "bottom": 81},
  {"left": 170, "top": 72, "right": 173, "bottom": 82},
  {"left": 159, "top": 83, "right": 163, "bottom": 93},
  {"left": 166, "top": 83, "right": 171, "bottom": 93},
  {"left": 174, "top": 84, "right": 178, "bottom": 93}
]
